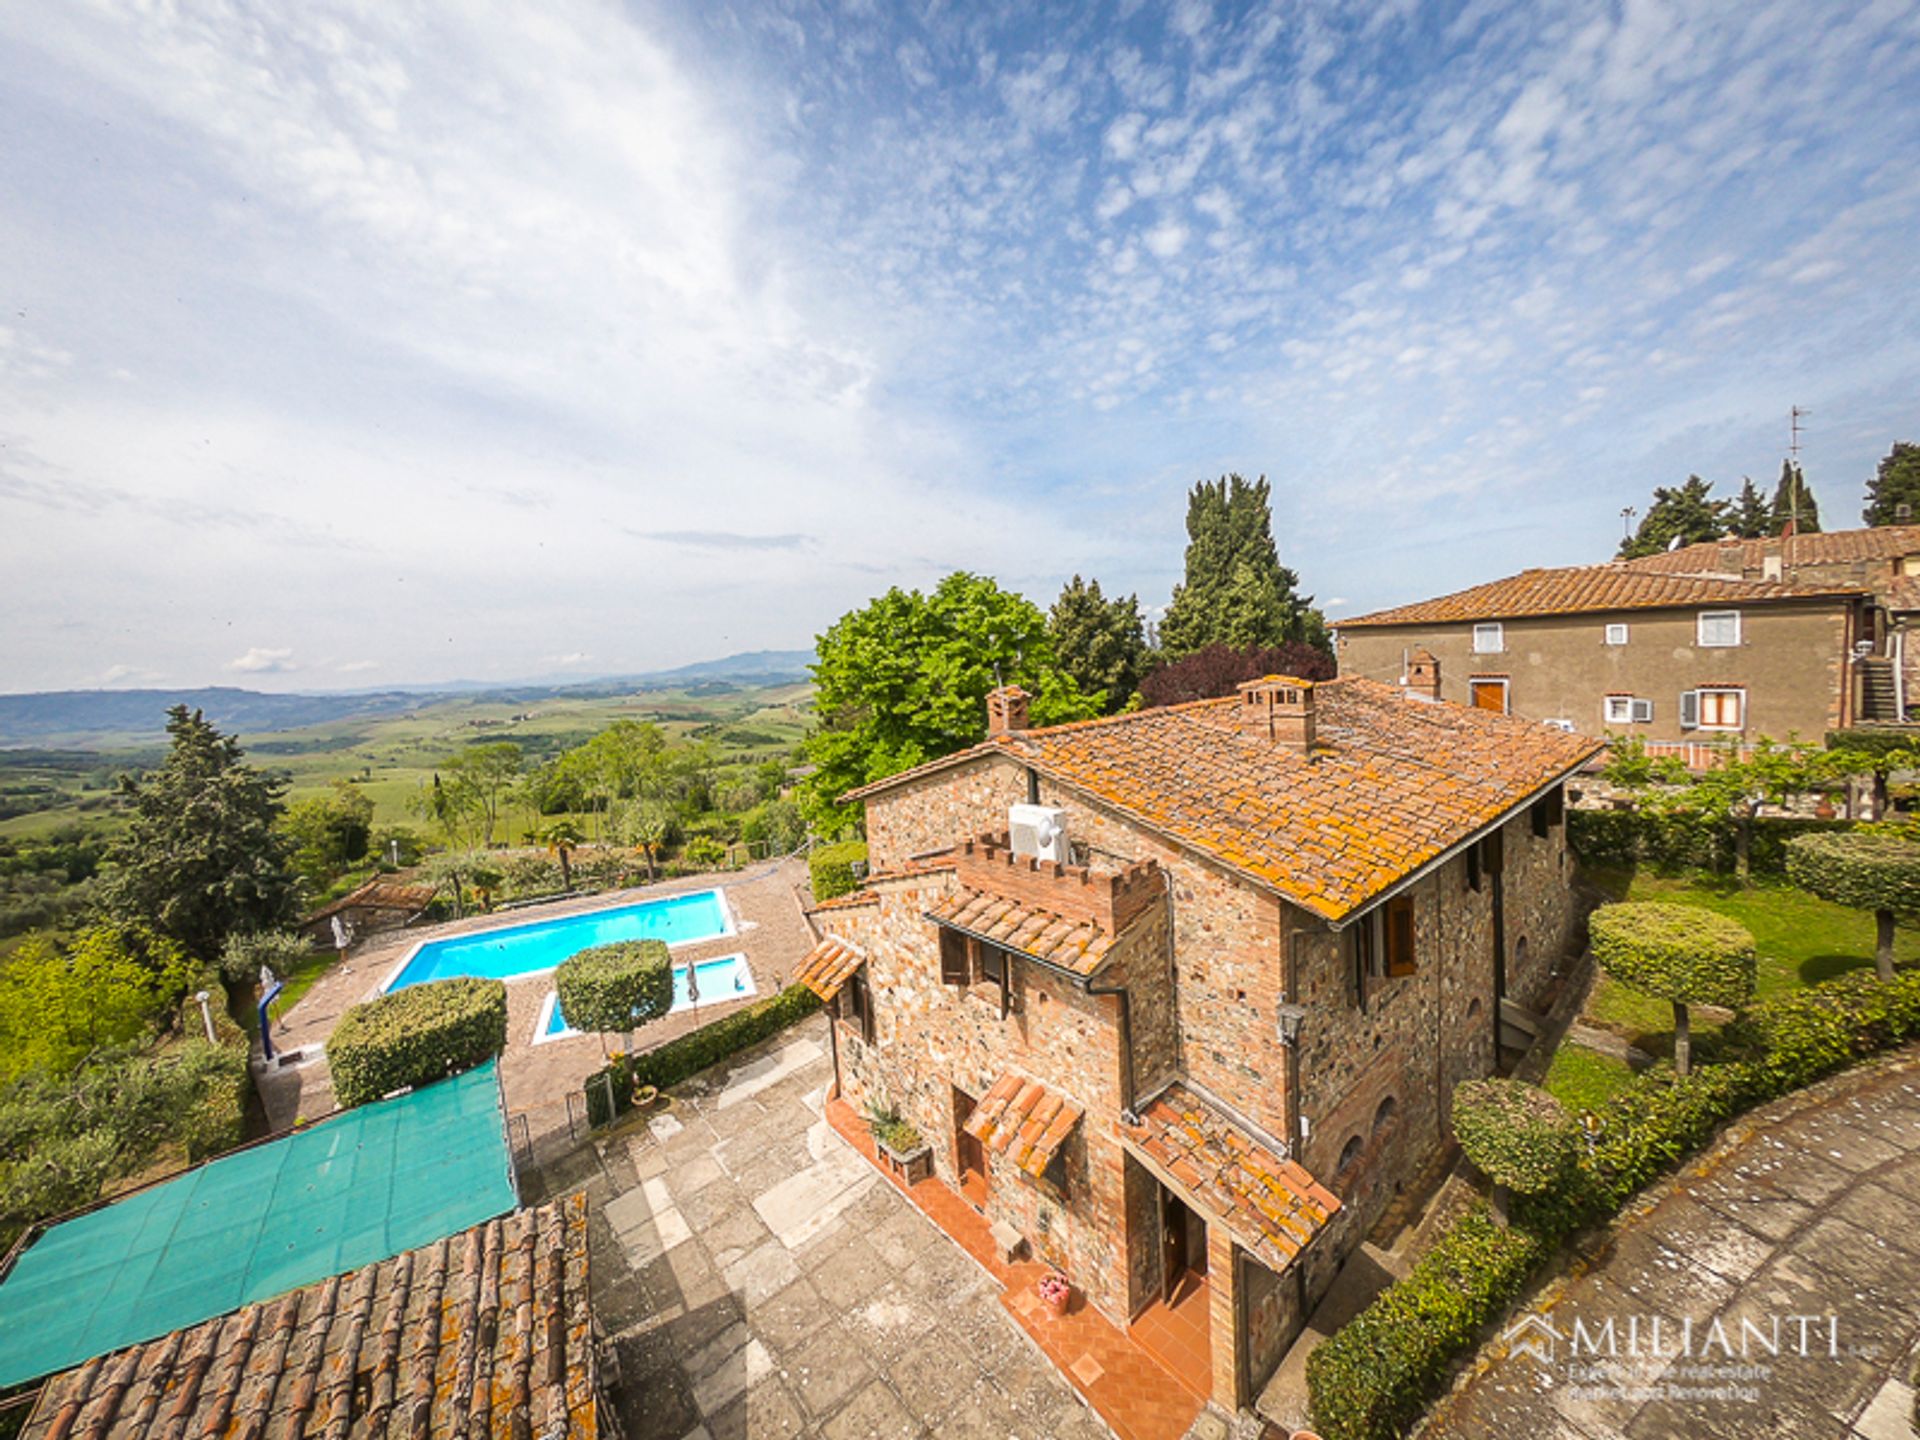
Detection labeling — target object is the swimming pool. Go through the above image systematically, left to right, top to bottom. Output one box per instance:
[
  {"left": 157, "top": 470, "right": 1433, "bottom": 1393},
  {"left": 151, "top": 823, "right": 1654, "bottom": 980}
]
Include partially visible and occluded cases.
[
  {"left": 381, "top": 888, "right": 733, "bottom": 992},
  {"left": 534, "top": 953, "right": 756, "bottom": 1043}
]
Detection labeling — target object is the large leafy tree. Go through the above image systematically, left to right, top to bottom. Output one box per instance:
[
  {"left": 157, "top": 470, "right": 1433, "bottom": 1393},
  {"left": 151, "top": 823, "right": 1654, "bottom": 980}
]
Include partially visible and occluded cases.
[
  {"left": 1863, "top": 442, "right": 1920, "bottom": 526},
  {"left": 1769, "top": 459, "right": 1820, "bottom": 534},
  {"left": 1158, "top": 474, "right": 1323, "bottom": 656},
  {"left": 1617, "top": 476, "right": 1728, "bottom": 558},
  {"left": 1728, "top": 477, "right": 1771, "bottom": 539},
  {"left": 801, "top": 572, "right": 1100, "bottom": 830},
  {"left": 1048, "top": 576, "right": 1148, "bottom": 713},
  {"left": 101, "top": 706, "right": 296, "bottom": 960},
  {"left": 440, "top": 741, "right": 524, "bottom": 847},
  {"left": 282, "top": 780, "right": 375, "bottom": 888},
  {"left": 0, "top": 923, "right": 196, "bottom": 1082}
]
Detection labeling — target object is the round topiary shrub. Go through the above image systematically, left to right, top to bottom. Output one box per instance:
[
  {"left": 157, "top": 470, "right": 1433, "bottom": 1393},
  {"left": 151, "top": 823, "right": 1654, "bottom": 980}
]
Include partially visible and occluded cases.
[
  {"left": 1785, "top": 831, "right": 1920, "bottom": 982},
  {"left": 1588, "top": 901, "right": 1756, "bottom": 1075},
  {"left": 556, "top": 939, "right": 675, "bottom": 1050},
  {"left": 327, "top": 977, "right": 507, "bottom": 1108},
  {"left": 1451, "top": 1078, "right": 1579, "bottom": 1223}
]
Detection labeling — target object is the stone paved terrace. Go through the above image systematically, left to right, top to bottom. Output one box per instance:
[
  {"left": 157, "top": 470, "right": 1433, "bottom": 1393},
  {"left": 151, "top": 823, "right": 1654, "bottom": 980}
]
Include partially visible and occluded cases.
[
  {"left": 259, "top": 858, "right": 816, "bottom": 1153},
  {"left": 524, "top": 1011, "right": 1125, "bottom": 1440},
  {"left": 1426, "top": 1047, "right": 1920, "bottom": 1440}
]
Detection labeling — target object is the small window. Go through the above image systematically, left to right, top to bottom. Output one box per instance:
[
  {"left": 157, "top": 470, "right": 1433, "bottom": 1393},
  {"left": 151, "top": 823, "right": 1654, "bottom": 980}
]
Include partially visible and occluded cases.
[
  {"left": 1697, "top": 611, "right": 1741, "bottom": 647},
  {"left": 1472, "top": 622, "right": 1504, "bottom": 654},
  {"left": 1605, "top": 623, "right": 1630, "bottom": 646},
  {"left": 1697, "top": 687, "right": 1745, "bottom": 730},
  {"left": 1603, "top": 694, "right": 1634, "bottom": 725},
  {"left": 1530, "top": 788, "right": 1564, "bottom": 838},
  {"left": 1466, "top": 845, "right": 1482, "bottom": 893},
  {"left": 1384, "top": 895, "right": 1417, "bottom": 977},
  {"left": 939, "top": 927, "right": 970, "bottom": 986},
  {"left": 974, "top": 940, "right": 1006, "bottom": 986},
  {"left": 841, "top": 965, "right": 876, "bottom": 1043},
  {"left": 1372, "top": 1097, "right": 1398, "bottom": 1134},
  {"left": 1337, "top": 1134, "right": 1365, "bottom": 1175}
]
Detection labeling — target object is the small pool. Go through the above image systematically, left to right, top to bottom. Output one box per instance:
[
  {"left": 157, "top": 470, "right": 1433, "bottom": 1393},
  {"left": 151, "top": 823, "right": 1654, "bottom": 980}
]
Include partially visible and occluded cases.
[
  {"left": 381, "top": 888, "right": 733, "bottom": 992},
  {"left": 535, "top": 954, "right": 756, "bottom": 1043}
]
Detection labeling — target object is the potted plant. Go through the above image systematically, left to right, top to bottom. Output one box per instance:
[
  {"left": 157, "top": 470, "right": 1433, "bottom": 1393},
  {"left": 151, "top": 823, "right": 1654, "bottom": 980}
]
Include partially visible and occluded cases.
[
  {"left": 632, "top": 1083, "right": 659, "bottom": 1110},
  {"left": 864, "top": 1098, "right": 933, "bottom": 1184},
  {"left": 1037, "top": 1272, "right": 1071, "bottom": 1317}
]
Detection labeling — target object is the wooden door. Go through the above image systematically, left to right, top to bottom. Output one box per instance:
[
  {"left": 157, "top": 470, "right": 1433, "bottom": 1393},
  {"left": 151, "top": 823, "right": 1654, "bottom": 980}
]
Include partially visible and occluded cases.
[
  {"left": 954, "top": 1087, "right": 987, "bottom": 1183},
  {"left": 1162, "top": 1191, "right": 1190, "bottom": 1303}
]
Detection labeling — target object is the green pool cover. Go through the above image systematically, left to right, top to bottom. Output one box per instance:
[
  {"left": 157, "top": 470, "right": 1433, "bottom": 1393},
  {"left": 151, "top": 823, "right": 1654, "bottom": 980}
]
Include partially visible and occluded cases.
[{"left": 0, "top": 1059, "right": 518, "bottom": 1387}]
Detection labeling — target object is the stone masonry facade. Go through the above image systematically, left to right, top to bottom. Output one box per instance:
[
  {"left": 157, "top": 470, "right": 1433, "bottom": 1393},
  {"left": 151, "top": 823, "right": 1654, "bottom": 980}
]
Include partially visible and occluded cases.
[{"left": 812, "top": 710, "right": 1583, "bottom": 1414}]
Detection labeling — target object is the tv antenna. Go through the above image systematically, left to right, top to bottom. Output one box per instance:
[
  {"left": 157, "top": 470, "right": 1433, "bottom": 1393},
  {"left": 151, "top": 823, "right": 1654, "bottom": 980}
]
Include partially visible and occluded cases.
[{"left": 1785, "top": 404, "right": 1809, "bottom": 561}]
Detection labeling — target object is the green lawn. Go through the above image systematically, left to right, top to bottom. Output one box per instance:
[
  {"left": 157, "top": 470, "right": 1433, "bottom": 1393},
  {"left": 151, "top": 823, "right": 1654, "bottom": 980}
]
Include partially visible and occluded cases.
[
  {"left": 1573, "top": 865, "right": 1919, "bottom": 1063},
  {"left": 1542, "top": 1044, "right": 1636, "bottom": 1111}
]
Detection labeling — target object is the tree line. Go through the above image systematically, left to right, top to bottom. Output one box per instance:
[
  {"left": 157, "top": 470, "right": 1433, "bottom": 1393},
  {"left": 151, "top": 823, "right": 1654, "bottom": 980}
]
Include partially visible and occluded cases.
[
  {"left": 1617, "top": 440, "right": 1920, "bottom": 558},
  {"left": 800, "top": 472, "right": 1332, "bottom": 829}
]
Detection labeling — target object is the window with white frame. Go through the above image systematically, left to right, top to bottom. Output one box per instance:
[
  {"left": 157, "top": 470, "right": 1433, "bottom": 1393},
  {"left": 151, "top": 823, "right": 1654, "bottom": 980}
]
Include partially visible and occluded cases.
[
  {"left": 1697, "top": 611, "right": 1741, "bottom": 647},
  {"left": 1472, "top": 622, "right": 1504, "bottom": 653},
  {"left": 1605, "top": 623, "right": 1630, "bottom": 646},
  {"left": 1696, "top": 687, "right": 1745, "bottom": 730},
  {"left": 1603, "top": 695, "right": 1653, "bottom": 725}
]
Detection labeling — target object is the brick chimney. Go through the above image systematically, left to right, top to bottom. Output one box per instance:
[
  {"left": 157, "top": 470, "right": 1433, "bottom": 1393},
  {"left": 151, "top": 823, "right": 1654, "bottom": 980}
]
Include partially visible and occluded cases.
[
  {"left": 1405, "top": 649, "right": 1441, "bottom": 701},
  {"left": 1236, "top": 675, "right": 1316, "bottom": 755},
  {"left": 986, "top": 685, "right": 1031, "bottom": 736}
]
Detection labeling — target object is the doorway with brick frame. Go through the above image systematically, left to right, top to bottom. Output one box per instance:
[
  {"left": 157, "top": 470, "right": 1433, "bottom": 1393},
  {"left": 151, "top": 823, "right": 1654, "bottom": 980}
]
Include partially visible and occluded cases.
[
  {"left": 952, "top": 1083, "right": 990, "bottom": 1210},
  {"left": 1129, "top": 1178, "right": 1212, "bottom": 1399}
]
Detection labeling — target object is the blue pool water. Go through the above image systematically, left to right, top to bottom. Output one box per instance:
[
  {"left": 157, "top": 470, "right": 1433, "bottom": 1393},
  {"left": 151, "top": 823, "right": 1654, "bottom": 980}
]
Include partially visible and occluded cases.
[
  {"left": 384, "top": 889, "right": 731, "bottom": 991},
  {"left": 541, "top": 954, "right": 755, "bottom": 1037}
]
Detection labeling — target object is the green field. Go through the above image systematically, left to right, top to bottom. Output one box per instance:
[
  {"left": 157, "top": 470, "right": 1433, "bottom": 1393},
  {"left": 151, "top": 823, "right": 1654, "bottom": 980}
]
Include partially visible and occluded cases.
[{"left": 0, "top": 680, "right": 814, "bottom": 842}]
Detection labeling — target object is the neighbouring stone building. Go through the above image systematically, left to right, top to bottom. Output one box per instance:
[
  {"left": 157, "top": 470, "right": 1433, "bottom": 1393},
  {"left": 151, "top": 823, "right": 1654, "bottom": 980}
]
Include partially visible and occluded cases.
[
  {"left": 1622, "top": 523, "right": 1920, "bottom": 723},
  {"left": 1336, "top": 563, "right": 1870, "bottom": 746},
  {"left": 795, "top": 676, "right": 1599, "bottom": 1413}
]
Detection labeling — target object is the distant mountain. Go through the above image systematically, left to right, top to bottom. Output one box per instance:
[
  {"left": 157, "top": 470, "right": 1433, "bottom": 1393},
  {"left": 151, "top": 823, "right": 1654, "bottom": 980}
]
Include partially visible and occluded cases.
[{"left": 0, "top": 649, "right": 816, "bottom": 747}]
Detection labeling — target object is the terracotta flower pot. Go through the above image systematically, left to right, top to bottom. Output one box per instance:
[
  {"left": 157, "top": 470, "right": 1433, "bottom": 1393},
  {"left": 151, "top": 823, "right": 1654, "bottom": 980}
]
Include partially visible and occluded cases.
[{"left": 1040, "top": 1283, "right": 1071, "bottom": 1317}]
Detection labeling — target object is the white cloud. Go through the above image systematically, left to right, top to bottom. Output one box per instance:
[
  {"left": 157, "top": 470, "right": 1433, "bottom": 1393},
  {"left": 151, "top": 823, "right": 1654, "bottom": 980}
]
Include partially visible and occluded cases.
[
  {"left": 1143, "top": 220, "right": 1189, "bottom": 258},
  {"left": 227, "top": 648, "right": 297, "bottom": 674}
]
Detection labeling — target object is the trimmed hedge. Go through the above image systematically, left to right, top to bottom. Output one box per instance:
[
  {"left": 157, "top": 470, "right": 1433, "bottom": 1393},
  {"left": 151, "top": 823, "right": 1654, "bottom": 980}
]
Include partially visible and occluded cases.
[
  {"left": 1568, "top": 808, "right": 1854, "bottom": 875},
  {"left": 1784, "top": 831, "right": 1920, "bottom": 915},
  {"left": 808, "top": 841, "right": 868, "bottom": 902},
  {"left": 1588, "top": 902, "right": 1756, "bottom": 1008},
  {"left": 555, "top": 940, "right": 674, "bottom": 1037},
  {"left": 1306, "top": 966, "right": 1920, "bottom": 1440},
  {"left": 327, "top": 977, "right": 507, "bottom": 1108},
  {"left": 584, "top": 983, "right": 822, "bottom": 1126},
  {"left": 1450, "top": 1079, "right": 1578, "bottom": 1194}
]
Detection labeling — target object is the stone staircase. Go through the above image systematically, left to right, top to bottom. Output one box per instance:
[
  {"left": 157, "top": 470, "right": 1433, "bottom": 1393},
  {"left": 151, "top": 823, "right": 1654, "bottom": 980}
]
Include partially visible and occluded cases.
[{"left": 1860, "top": 655, "right": 1901, "bottom": 722}]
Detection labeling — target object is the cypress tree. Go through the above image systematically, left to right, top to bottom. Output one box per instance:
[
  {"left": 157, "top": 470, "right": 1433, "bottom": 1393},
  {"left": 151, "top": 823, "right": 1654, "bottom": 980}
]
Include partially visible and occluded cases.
[
  {"left": 1769, "top": 459, "right": 1821, "bottom": 534},
  {"left": 1158, "top": 474, "right": 1323, "bottom": 657}
]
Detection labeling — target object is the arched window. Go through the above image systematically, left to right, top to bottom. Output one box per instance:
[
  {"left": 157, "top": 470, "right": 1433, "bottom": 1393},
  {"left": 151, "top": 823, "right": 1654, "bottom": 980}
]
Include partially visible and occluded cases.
[
  {"left": 1513, "top": 936, "right": 1530, "bottom": 973},
  {"left": 1467, "top": 997, "right": 1482, "bottom": 1019},
  {"left": 1373, "top": 1096, "right": 1398, "bottom": 1134},
  {"left": 1337, "top": 1134, "right": 1364, "bottom": 1174}
]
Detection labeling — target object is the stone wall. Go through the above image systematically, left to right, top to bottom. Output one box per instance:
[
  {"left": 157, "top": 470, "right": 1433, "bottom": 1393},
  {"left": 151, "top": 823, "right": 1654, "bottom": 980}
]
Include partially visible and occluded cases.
[{"left": 863, "top": 756, "right": 1029, "bottom": 871}]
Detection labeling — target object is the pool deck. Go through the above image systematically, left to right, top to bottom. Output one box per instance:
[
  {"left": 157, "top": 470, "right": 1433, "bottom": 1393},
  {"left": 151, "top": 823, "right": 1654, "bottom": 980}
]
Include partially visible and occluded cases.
[{"left": 258, "top": 857, "right": 818, "bottom": 1155}]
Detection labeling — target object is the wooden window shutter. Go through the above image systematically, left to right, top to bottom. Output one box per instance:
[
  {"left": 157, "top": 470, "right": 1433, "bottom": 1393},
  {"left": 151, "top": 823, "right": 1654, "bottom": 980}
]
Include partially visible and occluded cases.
[
  {"left": 1680, "top": 690, "right": 1699, "bottom": 730},
  {"left": 1385, "top": 895, "right": 1417, "bottom": 977},
  {"left": 939, "top": 927, "right": 970, "bottom": 986},
  {"left": 857, "top": 969, "right": 876, "bottom": 1044}
]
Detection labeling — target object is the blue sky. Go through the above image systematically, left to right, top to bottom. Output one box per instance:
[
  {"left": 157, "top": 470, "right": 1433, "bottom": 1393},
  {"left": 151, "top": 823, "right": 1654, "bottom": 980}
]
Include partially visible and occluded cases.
[{"left": 3, "top": 0, "right": 1918, "bottom": 691}]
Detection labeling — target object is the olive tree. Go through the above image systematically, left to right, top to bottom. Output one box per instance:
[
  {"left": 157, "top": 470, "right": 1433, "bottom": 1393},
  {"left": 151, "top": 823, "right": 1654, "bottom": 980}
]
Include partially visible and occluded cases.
[
  {"left": 1785, "top": 831, "right": 1920, "bottom": 982},
  {"left": 1589, "top": 902, "right": 1756, "bottom": 1075},
  {"left": 555, "top": 939, "right": 675, "bottom": 1056},
  {"left": 1450, "top": 1078, "right": 1579, "bottom": 1225}
]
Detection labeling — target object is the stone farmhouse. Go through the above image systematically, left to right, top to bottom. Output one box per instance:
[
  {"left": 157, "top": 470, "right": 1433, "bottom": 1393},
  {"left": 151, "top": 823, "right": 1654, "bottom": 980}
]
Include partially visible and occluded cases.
[
  {"left": 1622, "top": 523, "right": 1920, "bottom": 722},
  {"left": 1336, "top": 563, "right": 1872, "bottom": 747},
  {"left": 795, "top": 678, "right": 1598, "bottom": 1412}
]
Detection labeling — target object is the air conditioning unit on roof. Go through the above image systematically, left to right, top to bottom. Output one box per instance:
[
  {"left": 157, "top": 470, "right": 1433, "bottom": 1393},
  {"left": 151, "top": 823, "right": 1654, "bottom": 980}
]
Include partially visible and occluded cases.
[{"left": 1009, "top": 804, "right": 1071, "bottom": 862}]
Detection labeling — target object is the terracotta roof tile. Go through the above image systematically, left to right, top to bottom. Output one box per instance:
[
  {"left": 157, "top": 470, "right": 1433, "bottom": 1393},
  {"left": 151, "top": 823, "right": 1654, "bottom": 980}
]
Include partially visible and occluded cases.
[
  {"left": 1622, "top": 525, "right": 1920, "bottom": 573},
  {"left": 1339, "top": 564, "right": 1862, "bottom": 627},
  {"left": 846, "top": 678, "right": 1598, "bottom": 922},
  {"left": 303, "top": 879, "right": 436, "bottom": 924},
  {"left": 924, "top": 889, "right": 1114, "bottom": 975},
  {"left": 806, "top": 890, "right": 878, "bottom": 914},
  {"left": 793, "top": 937, "right": 865, "bottom": 1001},
  {"left": 963, "top": 1073, "right": 1084, "bottom": 1179},
  {"left": 1121, "top": 1083, "right": 1338, "bottom": 1272},
  {"left": 22, "top": 1199, "right": 595, "bottom": 1440}
]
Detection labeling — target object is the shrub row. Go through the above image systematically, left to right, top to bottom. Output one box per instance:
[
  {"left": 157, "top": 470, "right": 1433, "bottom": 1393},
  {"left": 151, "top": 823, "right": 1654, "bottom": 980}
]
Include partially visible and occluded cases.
[
  {"left": 1567, "top": 808, "right": 1853, "bottom": 875},
  {"left": 808, "top": 841, "right": 868, "bottom": 902},
  {"left": 1306, "top": 967, "right": 1920, "bottom": 1440},
  {"left": 327, "top": 977, "right": 507, "bottom": 1108},
  {"left": 584, "top": 984, "right": 822, "bottom": 1126}
]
